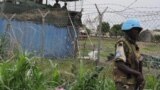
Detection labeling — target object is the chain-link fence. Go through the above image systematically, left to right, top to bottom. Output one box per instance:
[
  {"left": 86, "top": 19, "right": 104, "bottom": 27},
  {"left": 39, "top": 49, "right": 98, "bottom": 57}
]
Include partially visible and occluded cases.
[
  {"left": 0, "top": 1, "right": 83, "bottom": 59},
  {"left": 0, "top": 1, "right": 159, "bottom": 90},
  {"left": 1, "top": 1, "right": 160, "bottom": 66},
  {"left": 79, "top": 3, "right": 160, "bottom": 72}
]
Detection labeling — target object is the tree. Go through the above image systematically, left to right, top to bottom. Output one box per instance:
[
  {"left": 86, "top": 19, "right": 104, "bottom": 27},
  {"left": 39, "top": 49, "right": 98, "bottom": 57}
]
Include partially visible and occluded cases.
[
  {"left": 97, "top": 22, "right": 110, "bottom": 36},
  {"left": 110, "top": 24, "right": 123, "bottom": 38}
]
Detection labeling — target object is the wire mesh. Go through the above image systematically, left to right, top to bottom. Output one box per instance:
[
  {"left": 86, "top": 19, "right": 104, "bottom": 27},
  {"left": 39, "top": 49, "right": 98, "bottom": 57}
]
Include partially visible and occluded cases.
[
  {"left": 0, "top": 1, "right": 81, "bottom": 59},
  {"left": 80, "top": 3, "right": 160, "bottom": 73}
]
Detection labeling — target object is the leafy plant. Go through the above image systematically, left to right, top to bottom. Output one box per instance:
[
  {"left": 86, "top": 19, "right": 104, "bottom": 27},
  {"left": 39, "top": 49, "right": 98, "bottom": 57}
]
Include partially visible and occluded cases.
[
  {"left": 0, "top": 54, "right": 46, "bottom": 90},
  {"left": 145, "top": 74, "right": 159, "bottom": 90}
]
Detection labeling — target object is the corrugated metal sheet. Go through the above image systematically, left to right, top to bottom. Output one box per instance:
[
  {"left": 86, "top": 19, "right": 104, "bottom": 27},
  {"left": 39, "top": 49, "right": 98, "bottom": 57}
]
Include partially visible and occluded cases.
[{"left": 0, "top": 19, "right": 76, "bottom": 58}]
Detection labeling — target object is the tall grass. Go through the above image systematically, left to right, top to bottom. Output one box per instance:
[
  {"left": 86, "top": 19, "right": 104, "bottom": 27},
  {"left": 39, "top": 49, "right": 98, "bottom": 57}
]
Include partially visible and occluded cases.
[
  {"left": 0, "top": 39, "right": 159, "bottom": 90},
  {"left": 0, "top": 53, "right": 160, "bottom": 90},
  {"left": 0, "top": 54, "right": 45, "bottom": 90},
  {"left": 0, "top": 54, "right": 117, "bottom": 90},
  {"left": 66, "top": 60, "right": 116, "bottom": 90},
  {"left": 145, "top": 74, "right": 160, "bottom": 90}
]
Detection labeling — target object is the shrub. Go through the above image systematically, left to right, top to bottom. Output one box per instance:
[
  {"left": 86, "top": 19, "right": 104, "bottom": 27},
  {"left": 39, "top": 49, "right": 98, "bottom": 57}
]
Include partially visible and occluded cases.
[{"left": 152, "top": 35, "right": 160, "bottom": 42}]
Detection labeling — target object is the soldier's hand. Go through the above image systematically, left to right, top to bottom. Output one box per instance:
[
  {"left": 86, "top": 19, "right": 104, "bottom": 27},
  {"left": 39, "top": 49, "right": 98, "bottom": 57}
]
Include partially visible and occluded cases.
[
  {"left": 136, "top": 73, "right": 145, "bottom": 90},
  {"left": 137, "top": 73, "right": 144, "bottom": 84},
  {"left": 139, "top": 80, "right": 145, "bottom": 90}
]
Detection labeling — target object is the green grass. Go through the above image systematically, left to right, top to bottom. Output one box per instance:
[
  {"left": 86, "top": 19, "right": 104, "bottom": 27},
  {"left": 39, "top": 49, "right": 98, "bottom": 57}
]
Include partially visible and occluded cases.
[
  {"left": 0, "top": 37, "right": 160, "bottom": 90},
  {"left": 79, "top": 37, "right": 160, "bottom": 61},
  {"left": 79, "top": 38, "right": 116, "bottom": 61},
  {"left": 140, "top": 42, "right": 160, "bottom": 56},
  {"left": 0, "top": 53, "right": 160, "bottom": 90},
  {"left": 145, "top": 74, "right": 160, "bottom": 90}
]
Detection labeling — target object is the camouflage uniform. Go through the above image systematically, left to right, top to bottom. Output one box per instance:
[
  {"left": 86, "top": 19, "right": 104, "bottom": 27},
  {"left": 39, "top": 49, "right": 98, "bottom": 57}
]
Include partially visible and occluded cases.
[{"left": 113, "top": 38, "right": 142, "bottom": 90}]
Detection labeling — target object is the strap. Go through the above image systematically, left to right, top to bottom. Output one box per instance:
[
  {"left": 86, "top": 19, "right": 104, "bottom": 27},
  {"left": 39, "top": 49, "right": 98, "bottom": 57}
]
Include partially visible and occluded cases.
[{"left": 116, "top": 38, "right": 138, "bottom": 66}]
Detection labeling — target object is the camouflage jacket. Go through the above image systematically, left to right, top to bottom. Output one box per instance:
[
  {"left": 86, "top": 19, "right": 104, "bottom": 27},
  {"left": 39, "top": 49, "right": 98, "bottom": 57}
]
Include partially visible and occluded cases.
[{"left": 113, "top": 38, "right": 142, "bottom": 85}]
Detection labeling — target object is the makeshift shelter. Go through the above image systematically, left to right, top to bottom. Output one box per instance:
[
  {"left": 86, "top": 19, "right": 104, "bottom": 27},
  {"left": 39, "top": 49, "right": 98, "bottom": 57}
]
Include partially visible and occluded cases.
[{"left": 0, "top": 1, "right": 82, "bottom": 58}]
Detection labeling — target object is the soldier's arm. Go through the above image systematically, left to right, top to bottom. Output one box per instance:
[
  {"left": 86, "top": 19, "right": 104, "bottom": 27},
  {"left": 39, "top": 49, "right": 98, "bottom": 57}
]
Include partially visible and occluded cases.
[
  {"left": 114, "top": 41, "right": 142, "bottom": 77},
  {"left": 115, "top": 61, "right": 141, "bottom": 76},
  {"left": 116, "top": 61, "right": 144, "bottom": 90},
  {"left": 139, "top": 61, "right": 143, "bottom": 73}
]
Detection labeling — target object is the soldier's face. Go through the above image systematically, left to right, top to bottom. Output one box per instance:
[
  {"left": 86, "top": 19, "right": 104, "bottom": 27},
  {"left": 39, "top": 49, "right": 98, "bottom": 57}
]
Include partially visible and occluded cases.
[{"left": 130, "top": 29, "right": 141, "bottom": 41}]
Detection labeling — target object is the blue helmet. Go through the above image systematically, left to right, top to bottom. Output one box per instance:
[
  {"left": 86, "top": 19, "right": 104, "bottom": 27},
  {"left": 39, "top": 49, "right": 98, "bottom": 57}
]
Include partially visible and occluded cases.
[{"left": 121, "top": 19, "right": 142, "bottom": 31}]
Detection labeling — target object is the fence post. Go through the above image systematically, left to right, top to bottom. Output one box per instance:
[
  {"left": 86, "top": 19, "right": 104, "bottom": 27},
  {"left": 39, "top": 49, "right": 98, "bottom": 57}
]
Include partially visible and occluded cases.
[
  {"left": 95, "top": 4, "right": 108, "bottom": 66},
  {"left": 38, "top": 9, "right": 50, "bottom": 57},
  {"left": 67, "top": 9, "right": 80, "bottom": 58},
  {"left": 2, "top": 13, "right": 16, "bottom": 57},
  {"left": 2, "top": 13, "right": 16, "bottom": 41}
]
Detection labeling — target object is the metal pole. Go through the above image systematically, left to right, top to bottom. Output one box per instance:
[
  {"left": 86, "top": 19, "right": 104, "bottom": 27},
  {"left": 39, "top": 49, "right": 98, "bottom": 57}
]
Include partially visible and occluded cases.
[
  {"left": 75, "top": 1, "right": 76, "bottom": 11},
  {"left": 95, "top": 4, "right": 108, "bottom": 66},
  {"left": 38, "top": 9, "right": 50, "bottom": 57},
  {"left": 66, "top": 9, "right": 79, "bottom": 58},
  {"left": 2, "top": 13, "right": 16, "bottom": 58},
  {"left": 97, "top": 14, "right": 102, "bottom": 66}
]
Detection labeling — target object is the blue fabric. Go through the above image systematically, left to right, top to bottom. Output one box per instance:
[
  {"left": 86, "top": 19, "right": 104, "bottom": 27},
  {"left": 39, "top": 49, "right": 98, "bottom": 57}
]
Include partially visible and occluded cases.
[{"left": 0, "top": 19, "right": 75, "bottom": 58}]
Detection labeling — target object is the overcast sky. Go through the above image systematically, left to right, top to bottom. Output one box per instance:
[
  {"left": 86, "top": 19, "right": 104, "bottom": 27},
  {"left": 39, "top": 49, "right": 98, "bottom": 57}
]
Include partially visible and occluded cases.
[{"left": 45, "top": 0, "right": 160, "bottom": 29}]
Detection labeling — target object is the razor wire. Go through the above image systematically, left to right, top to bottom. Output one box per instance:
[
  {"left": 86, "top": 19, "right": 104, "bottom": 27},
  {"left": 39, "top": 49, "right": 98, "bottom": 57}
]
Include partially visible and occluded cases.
[
  {"left": 0, "top": 1, "right": 80, "bottom": 59},
  {"left": 80, "top": 3, "right": 160, "bottom": 68}
]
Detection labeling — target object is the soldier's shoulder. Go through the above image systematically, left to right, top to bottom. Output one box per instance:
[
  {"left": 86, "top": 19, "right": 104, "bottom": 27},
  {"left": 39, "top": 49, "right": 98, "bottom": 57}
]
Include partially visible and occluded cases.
[{"left": 116, "top": 38, "right": 126, "bottom": 46}]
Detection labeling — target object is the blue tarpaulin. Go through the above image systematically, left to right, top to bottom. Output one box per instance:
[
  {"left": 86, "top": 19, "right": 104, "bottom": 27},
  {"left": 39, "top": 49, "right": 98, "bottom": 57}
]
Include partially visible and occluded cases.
[{"left": 0, "top": 19, "right": 76, "bottom": 58}]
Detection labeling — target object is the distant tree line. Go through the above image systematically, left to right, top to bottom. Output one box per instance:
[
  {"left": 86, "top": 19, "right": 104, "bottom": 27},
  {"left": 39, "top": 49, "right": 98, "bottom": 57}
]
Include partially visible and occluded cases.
[
  {"left": 84, "top": 22, "right": 123, "bottom": 38},
  {"left": 96, "top": 22, "right": 124, "bottom": 38},
  {"left": 153, "top": 35, "right": 160, "bottom": 42}
]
